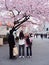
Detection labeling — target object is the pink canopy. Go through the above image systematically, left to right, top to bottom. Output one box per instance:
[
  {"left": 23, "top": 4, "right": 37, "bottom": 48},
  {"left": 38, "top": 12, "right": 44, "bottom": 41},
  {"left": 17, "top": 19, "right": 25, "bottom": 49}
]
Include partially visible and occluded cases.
[{"left": 0, "top": 0, "right": 49, "bottom": 32}]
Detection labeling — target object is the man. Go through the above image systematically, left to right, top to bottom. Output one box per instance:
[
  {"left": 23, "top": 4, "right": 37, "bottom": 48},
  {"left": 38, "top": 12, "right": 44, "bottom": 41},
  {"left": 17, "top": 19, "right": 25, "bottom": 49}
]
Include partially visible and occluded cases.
[{"left": 8, "top": 30, "right": 16, "bottom": 59}]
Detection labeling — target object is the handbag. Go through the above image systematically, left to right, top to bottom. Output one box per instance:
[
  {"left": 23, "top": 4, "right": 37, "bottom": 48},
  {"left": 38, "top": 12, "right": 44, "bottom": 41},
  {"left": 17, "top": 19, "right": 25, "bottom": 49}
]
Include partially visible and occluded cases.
[{"left": 13, "top": 46, "right": 18, "bottom": 56}]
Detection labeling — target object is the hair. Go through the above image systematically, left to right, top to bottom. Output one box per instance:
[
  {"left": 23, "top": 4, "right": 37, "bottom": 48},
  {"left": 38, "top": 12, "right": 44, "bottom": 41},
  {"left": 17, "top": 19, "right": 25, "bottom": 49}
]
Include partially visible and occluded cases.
[
  {"left": 19, "top": 30, "right": 24, "bottom": 39},
  {"left": 26, "top": 36, "right": 31, "bottom": 45}
]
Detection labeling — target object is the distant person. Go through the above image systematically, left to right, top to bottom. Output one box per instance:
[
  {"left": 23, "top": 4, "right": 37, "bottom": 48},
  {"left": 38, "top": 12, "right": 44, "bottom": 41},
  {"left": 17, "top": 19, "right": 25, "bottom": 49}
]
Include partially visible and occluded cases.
[
  {"left": 8, "top": 30, "right": 16, "bottom": 59},
  {"left": 19, "top": 30, "right": 25, "bottom": 58},
  {"left": 41, "top": 34, "right": 43, "bottom": 39},
  {"left": 44, "top": 34, "right": 47, "bottom": 38},
  {"left": 25, "top": 35, "right": 32, "bottom": 57}
]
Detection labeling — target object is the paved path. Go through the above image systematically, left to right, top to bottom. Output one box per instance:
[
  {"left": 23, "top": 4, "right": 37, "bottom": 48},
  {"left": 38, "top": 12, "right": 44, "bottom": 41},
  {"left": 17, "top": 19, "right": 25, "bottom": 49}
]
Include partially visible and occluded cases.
[{"left": 0, "top": 38, "right": 49, "bottom": 65}]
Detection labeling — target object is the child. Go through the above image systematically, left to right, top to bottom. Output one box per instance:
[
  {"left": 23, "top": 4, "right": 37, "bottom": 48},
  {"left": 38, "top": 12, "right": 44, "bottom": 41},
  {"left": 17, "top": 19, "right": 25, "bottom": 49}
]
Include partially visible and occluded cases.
[{"left": 25, "top": 36, "right": 32, "bottom": 57}]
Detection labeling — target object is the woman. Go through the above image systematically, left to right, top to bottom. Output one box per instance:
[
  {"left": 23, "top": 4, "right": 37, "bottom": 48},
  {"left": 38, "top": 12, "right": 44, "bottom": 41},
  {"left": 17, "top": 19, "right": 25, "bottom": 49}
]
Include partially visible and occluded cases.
[{"left": 19, "top": 30, "right": 25, "bottom": 58}]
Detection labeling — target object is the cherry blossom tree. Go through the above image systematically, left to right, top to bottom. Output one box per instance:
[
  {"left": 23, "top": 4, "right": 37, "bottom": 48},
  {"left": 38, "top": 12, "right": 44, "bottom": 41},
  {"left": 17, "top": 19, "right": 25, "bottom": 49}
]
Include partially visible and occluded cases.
[{"left": 0, "top": 0, "right": 49, "bottom": 31}]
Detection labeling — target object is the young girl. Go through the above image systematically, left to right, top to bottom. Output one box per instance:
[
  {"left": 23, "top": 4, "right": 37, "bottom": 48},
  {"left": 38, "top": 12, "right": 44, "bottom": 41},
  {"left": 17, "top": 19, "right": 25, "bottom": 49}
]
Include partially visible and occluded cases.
[
  {"left": 19, "top": 30, "right": 25, "bottom": 58},
  {"left": 25, "top": 35, "right": 32, "bottom": 57}
]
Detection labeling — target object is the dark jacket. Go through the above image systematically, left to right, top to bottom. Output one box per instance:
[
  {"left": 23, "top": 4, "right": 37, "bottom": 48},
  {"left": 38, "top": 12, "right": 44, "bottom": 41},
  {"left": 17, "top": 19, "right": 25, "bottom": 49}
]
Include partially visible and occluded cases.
[
  {"left": 8, "top": 33, "right": 15, "bottom": 48},
  {"left": 26, "top": 36, "right": 31, "bottom": 46}
]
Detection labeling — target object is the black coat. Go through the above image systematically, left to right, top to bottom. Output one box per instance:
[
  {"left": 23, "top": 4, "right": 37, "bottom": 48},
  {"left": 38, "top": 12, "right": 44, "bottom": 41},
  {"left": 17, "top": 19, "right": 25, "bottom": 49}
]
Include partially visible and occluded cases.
[{"left": 8, "top": 34, "right": 15, "bottom": 48}]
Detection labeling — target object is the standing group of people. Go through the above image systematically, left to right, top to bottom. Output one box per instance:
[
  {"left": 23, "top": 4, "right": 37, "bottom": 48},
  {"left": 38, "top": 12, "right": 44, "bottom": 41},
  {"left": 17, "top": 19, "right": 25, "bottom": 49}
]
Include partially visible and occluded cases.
[
  {"left": 8, "top": 29, "right": 32, "bottom": 59},
  {"left": 34, "top": 33, "right": 47, "bottom": 39}
]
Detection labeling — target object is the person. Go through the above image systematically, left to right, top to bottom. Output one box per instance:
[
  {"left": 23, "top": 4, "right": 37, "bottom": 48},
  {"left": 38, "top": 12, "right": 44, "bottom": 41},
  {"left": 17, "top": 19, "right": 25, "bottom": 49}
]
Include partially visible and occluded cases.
[
  {"left": 8, "top": 30, "right": 16, "bottom": 59},
  {"left": 19, "top": 30, "right": 25, "bottom": 58},
  {"left": 41, "top": 34, "right": 43, "bottom": 39},
  {"left": 25, "top": 35, "right": 32, "bottom": 57}
]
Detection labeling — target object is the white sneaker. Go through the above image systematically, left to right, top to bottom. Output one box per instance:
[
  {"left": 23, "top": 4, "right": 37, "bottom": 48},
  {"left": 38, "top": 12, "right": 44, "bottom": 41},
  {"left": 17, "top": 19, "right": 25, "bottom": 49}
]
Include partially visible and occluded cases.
[
  {"left": 19, "top": 56, "right": 22, "bottom": 58},
  {"left": 22, "top": 56, "right": 25, "bottom": 58},
  {"left": 27, "top": 56, "right": 29, "bottom": 58},
  {"left": 30, "top": 56, "right": 32, "bottom": 58}
]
